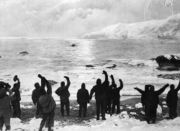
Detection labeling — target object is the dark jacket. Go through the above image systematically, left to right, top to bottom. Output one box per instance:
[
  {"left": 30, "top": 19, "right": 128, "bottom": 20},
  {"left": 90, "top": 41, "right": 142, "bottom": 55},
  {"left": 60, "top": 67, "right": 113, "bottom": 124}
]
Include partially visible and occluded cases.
[
  {"left": 90, "top": 72, "right": 109, "bottom": 101},
  {"left": 39, "top": 79, "right": 56, "bottom": 113},
  {"left": 55, "top": 80, "right": 70, "bottom": 102},
  {"left": 112, "top": 80, "right": 123, "bottom": 102},
  {"left": 11, "top": 81, "right": 21, "bottom": 102},
  {"left": 166, "top": 83, "right": 180, "bottom": 107},
  {"left": 90, "top": 84, "right": 106, "bottom": 101},
  {"left": 146, "top": 84, "right": 168, "bottom": 108},
  {"left": 106, "top": 85, "right": 113, "bottom": 100},
  {"left": 0, "top": 87, "right": 7, "bottom": 99},
  {"left": 55, "top": 87, "right": 70, "bottom": 102},
  {"left": 112, "top": 87, "right": 122, "bottom": 101},
  {"left": 0, "top": 88, "right": 11, "bottom": 111},
  {"left": 77, "top": 88, "right": 89, "bottom": 104},
  {"left": 134, "top": 88, "right": 147, "bottom": 106},
  {"left": 32, "top": 89, "right": 40, "bottom": 105},
  {"left": 166, "top": 90, "right": 178, "bottom": 107},
  {"left": 39, "top": 94, "right": 56, "bottom": 114}
]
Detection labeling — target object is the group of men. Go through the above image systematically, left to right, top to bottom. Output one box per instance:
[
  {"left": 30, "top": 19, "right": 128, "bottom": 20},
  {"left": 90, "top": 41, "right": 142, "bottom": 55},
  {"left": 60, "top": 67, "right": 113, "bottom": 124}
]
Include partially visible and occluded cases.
[
  {"left": 89, "top": 70, "right": 123, "bottom": 120},
  {"left": 31, "top": 71, "right": 123, "bottom": 130},
  {"left": 1, "top": 72, "right": 180, "bottom": 130},
  {"left": 0, "top": 75, "right": 21, "bottom": 131},
  {"left": 135, "top": 80, "right": 180, "bottom": 124}
]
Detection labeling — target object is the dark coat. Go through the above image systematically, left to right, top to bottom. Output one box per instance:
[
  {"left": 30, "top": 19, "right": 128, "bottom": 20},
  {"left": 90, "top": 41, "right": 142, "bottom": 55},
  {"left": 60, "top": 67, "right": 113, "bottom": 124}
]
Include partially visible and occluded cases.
[
  {"left": 38, "top": 78, "right": 56, "bottom": 114},
  {"left": 11, "top": 82, "right": 21, "bottom": 102},
  {"left": 90, "top": 85, "right": 106, "bottom": 101},
  {"left": 145, "top": 85, "right": 168, "bottom": 108},
  {"left": 106, "top": 86, "right": 113, "bottom": 100},
  {"left": 55, "top": 87, "right": 70, "bottom": 102},
  {"left": 112, "top": 87, "right": 121, "bottom": 102},
  {"left": 0, "top": 88, "right": 11, "bottom": 111},
  {"left": 0, "top": 88, "right": 7, "bottom": 99},
  {"left": 32, "top": 88, "right": 40, "bottom": 105},
  {"left": 77, "top": 88, "right": 89, "bottom": 104},
  {"left": 166, "top": 89, "right": 178, "bottom": 107},
  {"left": 39, "top": 94, "right": 56, "bottom": 114}
]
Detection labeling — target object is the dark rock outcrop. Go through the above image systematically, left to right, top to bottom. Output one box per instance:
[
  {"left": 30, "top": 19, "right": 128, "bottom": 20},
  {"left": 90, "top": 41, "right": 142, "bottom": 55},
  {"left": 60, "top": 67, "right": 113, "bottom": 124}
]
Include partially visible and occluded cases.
[
  {"left": 71, "top": 44, "right": 77, "bottom": 47},
  {"left": 19, "top": 51, "right": 29, "bottom": 56},
  {"left": 155, "top": 55, "right": 180, "bottom": 71},
  {"left": 106, "top": 64, "right": 117, "bottom": 69},
  {"left": 86, "top": 65, "right": 95, "bottom": 68},
  {"left": 158, "top": 74, "right": 180, "bottom": 80}
]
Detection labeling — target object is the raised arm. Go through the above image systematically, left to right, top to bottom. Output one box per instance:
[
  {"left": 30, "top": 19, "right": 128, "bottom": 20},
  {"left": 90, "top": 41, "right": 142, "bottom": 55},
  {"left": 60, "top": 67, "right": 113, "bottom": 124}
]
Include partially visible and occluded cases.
[
  {"left": 102, "top": 70, "right": 109, "bottom": 86},
  {"left": 38, "top": 74, "right": 46, "bottom": 89},
  {"left": 110, "top": 75, "right": 116, "bottom": 88},
  {"left": 111, "top": 75, "right": 115, "bottom": 85},
  {"left": 64, "top": 76, "right": 70, "bottom": 89},
  {"left": 45, "top": 79, "right": 52, "bottom": 95},
  {"left": 118, "top": 79, "right": 123, "bottom": 90},
  {"left": 175, "top": 80, "right": 180, "bottom": 91},
  {"left": 156, "top": 84, "right": 169, "bottom": 95},
  {"left": 134, "top": 87, "right": 144, "bottom": 94}
]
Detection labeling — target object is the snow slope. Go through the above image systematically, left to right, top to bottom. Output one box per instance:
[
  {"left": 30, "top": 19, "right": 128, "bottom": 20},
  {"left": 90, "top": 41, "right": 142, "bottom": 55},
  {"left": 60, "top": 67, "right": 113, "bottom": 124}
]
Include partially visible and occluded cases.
[
  {"left": 84, "top": 14, "right": 180, "bottom": 39},
  {"left": 11, "top": 113, "right": 180, "bottom": 131}
]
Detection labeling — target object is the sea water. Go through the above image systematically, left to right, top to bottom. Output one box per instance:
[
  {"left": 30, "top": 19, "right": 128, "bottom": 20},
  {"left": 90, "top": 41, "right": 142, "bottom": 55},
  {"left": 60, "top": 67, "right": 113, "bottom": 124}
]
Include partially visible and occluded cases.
[{"left": 0, "top": 38, "right": 179, "bottom": 102}]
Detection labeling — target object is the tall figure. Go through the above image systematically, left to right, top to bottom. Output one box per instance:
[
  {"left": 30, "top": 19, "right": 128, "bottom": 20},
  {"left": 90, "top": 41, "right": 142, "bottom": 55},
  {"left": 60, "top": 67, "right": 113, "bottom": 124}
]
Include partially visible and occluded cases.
[
  {"left": 90, "top": 70, "right": 108, "bottom": 120},
  {"left": 105, "top": 73, "right": 113, "bottom": 115},
  {"left": 38, "top": 74, "right": 56, "bottom": 131},
  {"left": 11, "top": 75, "right": 21, "bottom": 118},
  {"left": 55, "top": 76, "right": 71, "bottom": 117},
  {"left": 111, "top": 76, "right": 123, "bottom": 114},
  {"left": 166, "top": 80, "right": 180, "bottom": 119},
  {"left": 0, "top": 82, "right": 11, "bottom": 131},
  {"left": 32, "top": 82, "right": 41, "bottom": 118},
  {"left": 77, "top": 83, "right": 90, "bottom": 117},
  {"left": 145, "top": 84, "right": 169, "bottom": 123},
  {"left": 134, "top": 85, "right": 150, "bottom": 108},
  {"left": 134, "top": 85, "right": 150, "bottom": 121}
]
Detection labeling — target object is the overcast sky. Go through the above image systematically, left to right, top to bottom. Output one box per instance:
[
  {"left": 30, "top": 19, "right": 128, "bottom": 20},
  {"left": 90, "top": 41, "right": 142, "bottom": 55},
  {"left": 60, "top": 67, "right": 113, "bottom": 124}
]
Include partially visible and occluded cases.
[{"left": 0, "top": 0, "right": 180, "bottom": 37}]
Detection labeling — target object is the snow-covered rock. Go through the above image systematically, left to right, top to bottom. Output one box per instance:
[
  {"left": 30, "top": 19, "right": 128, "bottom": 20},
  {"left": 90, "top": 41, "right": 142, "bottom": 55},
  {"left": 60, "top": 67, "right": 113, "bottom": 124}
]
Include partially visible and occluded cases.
[
  {"left": 84, "top": 14, "right": 180, "bottom": 39},
  {"left": 155, "top": 54, "right": 180, "bottom": 71},
  {"left": 135, "top": 103, "right": 143, "bottom": 109},
  {"left": 157, "top": 105, "right": 162, "bottom": 116}
]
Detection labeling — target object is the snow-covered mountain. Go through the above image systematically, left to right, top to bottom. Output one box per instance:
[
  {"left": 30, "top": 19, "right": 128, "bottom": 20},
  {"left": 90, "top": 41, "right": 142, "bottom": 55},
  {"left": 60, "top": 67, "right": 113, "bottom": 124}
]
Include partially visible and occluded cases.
[{"left": 83, "top": 14, "right": 180, "bottom": 39}]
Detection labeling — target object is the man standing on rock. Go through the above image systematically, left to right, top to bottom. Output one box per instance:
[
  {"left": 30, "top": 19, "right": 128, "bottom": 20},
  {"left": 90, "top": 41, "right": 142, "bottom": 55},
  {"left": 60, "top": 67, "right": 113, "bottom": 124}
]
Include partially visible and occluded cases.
[
  {"left": 55, "top": 76, "right": 71, "bottom": 117},
  {"left": 166, "top": 80, "right": 180, "bottom": 119}
]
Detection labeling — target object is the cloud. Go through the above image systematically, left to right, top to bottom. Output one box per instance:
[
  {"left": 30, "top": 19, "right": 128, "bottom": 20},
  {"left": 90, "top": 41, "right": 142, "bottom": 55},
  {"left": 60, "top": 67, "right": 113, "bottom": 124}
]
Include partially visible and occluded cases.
[{"left": 0, "top": 0, "right": 180, "bottom": 38}]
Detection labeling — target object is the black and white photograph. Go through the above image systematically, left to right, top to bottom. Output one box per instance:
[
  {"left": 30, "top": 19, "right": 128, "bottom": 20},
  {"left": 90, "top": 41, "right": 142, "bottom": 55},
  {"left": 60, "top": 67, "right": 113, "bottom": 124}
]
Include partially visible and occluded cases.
[{"left": 0, "top": 0, "right": 180, "bottom": 130}]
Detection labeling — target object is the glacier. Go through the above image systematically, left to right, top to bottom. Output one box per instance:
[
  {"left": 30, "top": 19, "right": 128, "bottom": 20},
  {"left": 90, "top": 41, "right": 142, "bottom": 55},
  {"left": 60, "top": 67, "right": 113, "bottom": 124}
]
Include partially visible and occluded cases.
[{"left": 84, "top": 14, "right": 180, "bottom": 40}]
